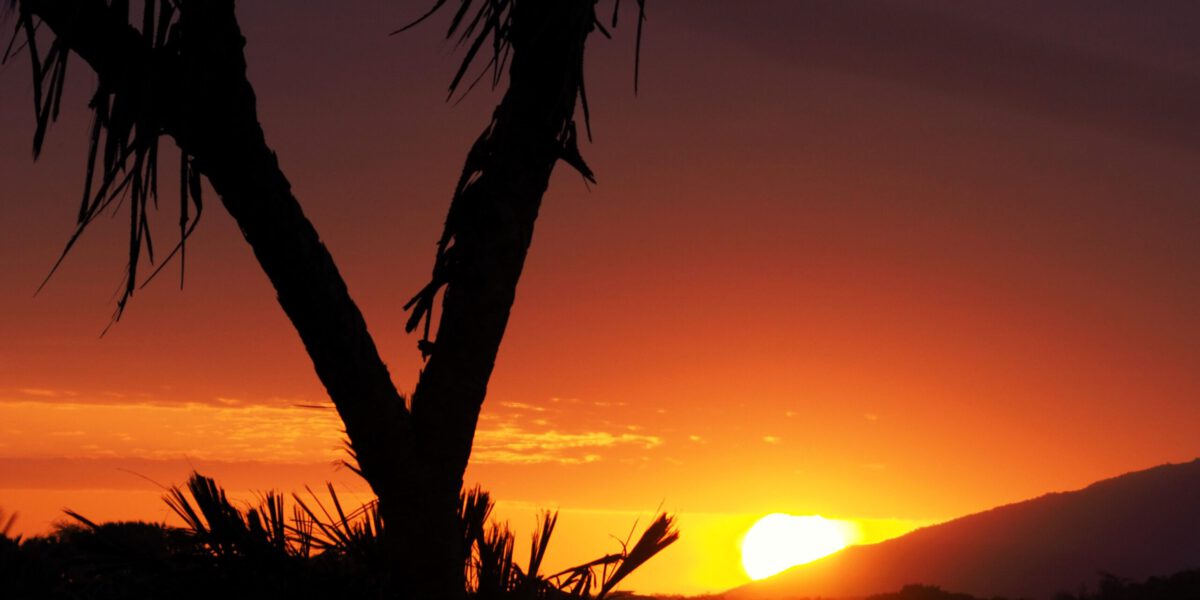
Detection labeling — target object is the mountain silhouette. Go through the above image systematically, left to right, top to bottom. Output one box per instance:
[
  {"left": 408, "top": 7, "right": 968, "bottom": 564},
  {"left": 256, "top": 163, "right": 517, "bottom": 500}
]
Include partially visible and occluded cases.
[{"left": 728, "top": 459, "right": 1200, "bottom": 600}]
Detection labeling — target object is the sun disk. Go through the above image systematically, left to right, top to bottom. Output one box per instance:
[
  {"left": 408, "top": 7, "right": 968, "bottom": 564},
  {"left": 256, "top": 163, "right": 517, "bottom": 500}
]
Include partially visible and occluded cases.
[{"left": 741, "top": 513, "right": 849, "bottom": 580}]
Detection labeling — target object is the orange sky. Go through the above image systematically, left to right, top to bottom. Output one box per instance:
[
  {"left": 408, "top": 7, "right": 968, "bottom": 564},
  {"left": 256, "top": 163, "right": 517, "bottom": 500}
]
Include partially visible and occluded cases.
[{"left": 2, "top": 1, "right": 1200, "bottom": 595}]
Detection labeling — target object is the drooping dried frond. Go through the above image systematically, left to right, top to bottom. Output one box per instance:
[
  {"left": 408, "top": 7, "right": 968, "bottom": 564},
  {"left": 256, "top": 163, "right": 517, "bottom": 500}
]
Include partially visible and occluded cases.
[
  {"left": 4, "top": 0, "right": 204, "bottom": 328},
  {"left": 393, "top": 0, "right": 515, "bottom": 99},
  {"left": 396, "top": 0, "right": 646, "bottom": 102},
  {"left": 618, "top": 0, "right": 648, "bottom": 94},
  {"left": 402, "top": 1, "right": 650, "bottom": 356}
]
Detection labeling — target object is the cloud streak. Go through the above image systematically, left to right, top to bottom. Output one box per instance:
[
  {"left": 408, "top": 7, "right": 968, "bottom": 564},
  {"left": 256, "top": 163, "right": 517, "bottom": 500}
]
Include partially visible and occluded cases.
[
  {"left": 0, "top": 396, "right": 663, "bottom": 466},
  {"left": 473, "top": 424, "right": 662, "bottom": 465}
]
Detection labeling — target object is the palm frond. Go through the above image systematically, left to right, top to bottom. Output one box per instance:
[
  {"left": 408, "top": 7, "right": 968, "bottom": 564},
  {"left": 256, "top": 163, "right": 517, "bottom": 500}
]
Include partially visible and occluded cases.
[
  {"left": 164, "top": 472, "right": 250, "bottom": 557},
  {"left": 291, "top": 483, "right": 383, "bottom": 561},
  {"left": 460, "top": 485, "right": 493, "bottom": 562},
  {"left": 247, "top": 490, "right": 289, "bottom": 554},
  {"left": 290, "top": 502, "right": 316, "bottom": 558},
  {"left": 526, "top": 509, "right": 557, "bottom": 582},
  {"left": 544, "top": 511, "right": 677, "bottom": 599},
  {"left": 596, "top": 512, "right": 677, "bottom": 599},
  {"left": 476, "top": 521, "right": 517, "bottom": 595}
]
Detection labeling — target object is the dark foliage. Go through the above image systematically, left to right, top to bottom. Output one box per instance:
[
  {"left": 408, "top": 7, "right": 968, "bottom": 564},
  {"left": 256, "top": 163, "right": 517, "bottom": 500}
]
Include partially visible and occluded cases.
[
  {"left": 0, "top": 473, "right": 677, "bottom": 600},
  {"left": 1054, "top": 570, "right": 1200, "bottom": 600},
  {"left": 863, "top": 571, "right": 1200, "bottom": 600},
  {"left": 867, "top": 584, "right": 1017, "bottom": 600}
]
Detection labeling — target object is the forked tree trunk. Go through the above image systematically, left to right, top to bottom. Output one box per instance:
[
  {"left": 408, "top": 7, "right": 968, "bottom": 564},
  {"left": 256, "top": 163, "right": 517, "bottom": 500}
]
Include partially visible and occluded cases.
[{"left": 24, "top": 1, "right": 599, "bottom": 598}]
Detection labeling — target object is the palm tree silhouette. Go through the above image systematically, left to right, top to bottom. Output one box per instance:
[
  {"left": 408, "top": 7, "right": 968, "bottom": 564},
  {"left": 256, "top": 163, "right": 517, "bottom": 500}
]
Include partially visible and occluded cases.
[{"left": 4, "top": 0, "right": 646, "bottom": 597}]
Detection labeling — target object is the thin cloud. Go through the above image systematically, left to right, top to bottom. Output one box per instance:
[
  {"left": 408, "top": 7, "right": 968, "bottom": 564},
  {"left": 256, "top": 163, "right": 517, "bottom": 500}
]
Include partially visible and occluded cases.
[
  {"left": 18, "top": 388, "right": 69, "bottom": 398},
  {"left": 1, "top": 398, "right": 665, "bottom": 466},
  {"left": 0, "top": 399, "right": 348, "bottom": 463},
  {"left": 498, "top": 401, "right": 548, "bottom": 413},
  {"left": 473, "top": 423, "right": 662, "bottom": 465}
]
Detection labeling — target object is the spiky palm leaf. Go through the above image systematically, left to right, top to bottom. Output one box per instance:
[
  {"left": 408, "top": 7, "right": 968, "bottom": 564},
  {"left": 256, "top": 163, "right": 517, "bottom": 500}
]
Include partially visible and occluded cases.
[
  {"left": 164, "top": 471, "right": 307, "bottom": 562},
  {"left": 291, "top": 482, "right": 384, "bottom": 563},
  {"left": 461, "top": 485, "right": 493, "bottom": 568},
  {"left": 245, "top": 490, "right": 290, "bottom": 554},
  {"left": 459, "top": 497, "right": 674, "bottom": 600},
  {"left": 510, "top": 510, "right": 564, "bottom": 600},
  {"left": 525, "top": 510, "right": 557, "bottom": 584},
  {"left": 546, "top": 512, "right": 678, "bottom": 600},
  {"left": 595, "top": 513, "right": 677, "bottom": 599},
  {"left": 476, "top": 521, "right": 517, "bottom": 596}
]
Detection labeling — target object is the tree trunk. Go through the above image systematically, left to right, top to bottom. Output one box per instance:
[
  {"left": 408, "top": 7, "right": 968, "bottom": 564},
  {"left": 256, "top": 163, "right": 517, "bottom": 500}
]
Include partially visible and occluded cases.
[
  {"left": 24, "top": 1, "right": 600, "bottom": 598},
  {"left": 400, "top": 1, "right": 598, "bottom": 598},
  {"left": 167, "top": 2, "right": 419, "bottom": 523}
]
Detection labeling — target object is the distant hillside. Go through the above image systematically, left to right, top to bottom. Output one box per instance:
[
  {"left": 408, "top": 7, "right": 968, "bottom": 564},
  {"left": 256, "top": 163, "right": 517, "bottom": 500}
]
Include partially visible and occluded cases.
[{"left": 728, "top": 459, "right": 1200, "bottom": 600}]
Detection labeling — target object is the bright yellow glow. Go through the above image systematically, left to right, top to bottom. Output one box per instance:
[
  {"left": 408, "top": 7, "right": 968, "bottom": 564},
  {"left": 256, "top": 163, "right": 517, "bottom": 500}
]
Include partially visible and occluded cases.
[{"left": 740, "top": 513, "right": 849, "bottom": 580}]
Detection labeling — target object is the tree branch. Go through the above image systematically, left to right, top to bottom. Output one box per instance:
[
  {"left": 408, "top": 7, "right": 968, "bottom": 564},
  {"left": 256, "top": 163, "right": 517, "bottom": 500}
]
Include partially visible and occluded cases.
[{"left": 21, "top": 0, "right": 414, "bottom": 501}]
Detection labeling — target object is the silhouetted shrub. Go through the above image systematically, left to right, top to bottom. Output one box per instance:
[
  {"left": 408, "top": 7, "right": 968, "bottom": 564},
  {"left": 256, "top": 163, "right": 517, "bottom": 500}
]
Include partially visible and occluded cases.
[
  {"left": 0, "top": 473, "right": 677, "bottom": 600},
  {"left": 1054, "top": 570, "right": 1200, "bottom": 600},
  {"left": 868, "top": 583, "right": 1013, "bottom": 600}
]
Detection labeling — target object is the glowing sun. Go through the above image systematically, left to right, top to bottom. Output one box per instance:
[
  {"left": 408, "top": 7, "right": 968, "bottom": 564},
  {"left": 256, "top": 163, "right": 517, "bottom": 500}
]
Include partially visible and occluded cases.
[{"left": 741, "top": 513, "right": 849, "bottom": 580}]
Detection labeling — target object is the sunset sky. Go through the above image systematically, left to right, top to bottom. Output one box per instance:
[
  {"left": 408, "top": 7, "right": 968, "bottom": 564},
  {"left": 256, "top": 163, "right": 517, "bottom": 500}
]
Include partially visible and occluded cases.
[{"left": 2, "top": 1, "right": 1200, "bottom": 595}]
